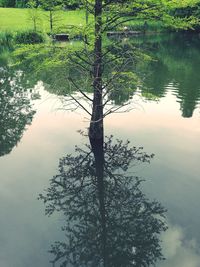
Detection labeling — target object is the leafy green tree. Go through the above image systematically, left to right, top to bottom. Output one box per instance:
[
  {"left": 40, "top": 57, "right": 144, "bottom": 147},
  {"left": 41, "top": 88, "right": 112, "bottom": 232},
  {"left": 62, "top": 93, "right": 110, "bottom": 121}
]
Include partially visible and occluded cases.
[
  {"left": 11, "top": 0, "right": 200, "bottom": 137},
  {"left": 27, "top": 0, "right": 41, "bottom": 31},
  {"left": 40, "top": 0, "right": 62, "bottom": 32},
  {"left": 60, "top": 0, "right": 198, "bottom": 143}
]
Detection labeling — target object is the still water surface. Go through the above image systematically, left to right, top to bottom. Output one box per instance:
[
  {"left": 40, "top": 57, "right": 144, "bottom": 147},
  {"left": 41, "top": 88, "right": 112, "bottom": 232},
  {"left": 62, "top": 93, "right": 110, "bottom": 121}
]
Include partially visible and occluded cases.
[{"left": 0, "top": 33, "right": 200, "bottom": 266}]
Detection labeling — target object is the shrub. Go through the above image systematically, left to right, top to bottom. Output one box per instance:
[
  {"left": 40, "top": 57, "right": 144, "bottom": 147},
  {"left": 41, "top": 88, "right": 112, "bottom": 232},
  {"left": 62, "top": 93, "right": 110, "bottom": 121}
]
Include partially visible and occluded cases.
[
  {"left": 0, "top": 0, "right": 15, "bottom": 7},
  {"left": 15, "top": 30, "right": 45, "bottom": 44},
  {"left": 0, "top": 32, "right": 13, "bottom": 48}
]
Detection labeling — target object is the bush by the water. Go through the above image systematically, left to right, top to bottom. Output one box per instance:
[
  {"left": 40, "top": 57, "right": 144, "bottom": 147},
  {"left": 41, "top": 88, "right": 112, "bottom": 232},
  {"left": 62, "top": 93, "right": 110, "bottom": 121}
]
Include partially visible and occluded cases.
[
  {"left": 0, "top": 31, "right": 13, "bottom": 48},
  {"left": 15, "top": 31, "right": 45, "bottom": 44}
]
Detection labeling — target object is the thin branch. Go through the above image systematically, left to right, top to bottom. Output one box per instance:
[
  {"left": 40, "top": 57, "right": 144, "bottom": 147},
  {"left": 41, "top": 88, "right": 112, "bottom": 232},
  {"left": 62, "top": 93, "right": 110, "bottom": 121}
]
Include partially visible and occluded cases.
[
  {"left": 68, "top": 77, "right": 93, "bottom": 102},
  {"left": 68, "top": 93, "right": 92, "bottom": 116},
  {"left": 104, "top": 102, "right": 131, "bottom": 117}
]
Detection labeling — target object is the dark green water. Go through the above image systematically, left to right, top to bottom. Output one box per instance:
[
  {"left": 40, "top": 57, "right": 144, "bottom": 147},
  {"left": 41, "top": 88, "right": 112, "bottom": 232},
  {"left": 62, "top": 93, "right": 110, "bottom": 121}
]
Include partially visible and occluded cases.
[{"left": 0, "top": 33, "right": 200, "bottom": 266}]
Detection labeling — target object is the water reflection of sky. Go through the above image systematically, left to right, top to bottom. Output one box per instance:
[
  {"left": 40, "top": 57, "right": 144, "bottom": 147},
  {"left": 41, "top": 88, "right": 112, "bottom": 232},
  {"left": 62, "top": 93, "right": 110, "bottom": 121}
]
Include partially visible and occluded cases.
[
  {"left": 0, "top": 79, "right": 200, "bottom": 266},
  {"left": 105, "top": 89, "right": 200, "bottom": 266},
  {"left": 158, "top": 223, "right": 200, "bottom": 267}
]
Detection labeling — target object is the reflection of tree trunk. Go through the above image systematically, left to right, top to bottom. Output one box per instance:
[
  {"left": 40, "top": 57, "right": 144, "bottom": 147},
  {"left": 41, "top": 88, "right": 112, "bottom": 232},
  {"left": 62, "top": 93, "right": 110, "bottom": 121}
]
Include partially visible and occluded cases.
[
  {"left": 89, "top": 0, "right": 103, "bottom": 141},
  {"left": 90, "top": 136, "right": 107, "bottom": 266}
]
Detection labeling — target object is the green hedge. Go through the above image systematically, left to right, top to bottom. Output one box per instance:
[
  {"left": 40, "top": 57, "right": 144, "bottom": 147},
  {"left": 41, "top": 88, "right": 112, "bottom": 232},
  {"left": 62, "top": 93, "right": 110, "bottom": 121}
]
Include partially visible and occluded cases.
[
  {"left": 15, "top": 30, "right": 45, "bottom": 44},
  {"left": 0, "top": 31, "right": 13, "bottom": 47}
]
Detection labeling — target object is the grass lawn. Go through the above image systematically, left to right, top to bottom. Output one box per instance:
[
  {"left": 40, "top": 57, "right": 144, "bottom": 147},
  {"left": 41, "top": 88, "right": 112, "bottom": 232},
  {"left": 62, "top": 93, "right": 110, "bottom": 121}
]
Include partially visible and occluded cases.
[
  {"left": 0, "top": 8, "right": 86, "bottom": 32},
  {"left": 0, "top": 8, "right": 166, "bottom": 34}
]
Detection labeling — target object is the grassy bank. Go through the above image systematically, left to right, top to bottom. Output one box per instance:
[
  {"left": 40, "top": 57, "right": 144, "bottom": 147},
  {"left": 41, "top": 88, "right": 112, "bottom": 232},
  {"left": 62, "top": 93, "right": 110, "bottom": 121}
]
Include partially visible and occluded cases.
[
  {"left": 0, "top": 7, "right": 168, "bottom": 50},
  {"left": 0, "top": 8, "right": 86, "bottom": 32},
  {"left": 0, "top": 8, "right": 166, "bottom": 33}
]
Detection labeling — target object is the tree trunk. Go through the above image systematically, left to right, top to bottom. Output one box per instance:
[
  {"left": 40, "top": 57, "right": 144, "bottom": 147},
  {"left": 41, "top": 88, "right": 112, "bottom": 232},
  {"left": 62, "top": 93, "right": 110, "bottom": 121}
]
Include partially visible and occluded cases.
[
  {"left": 89, "top": 0, "right": 103, "bottom": 141},
  {"left": 89, "top": 1, "right": 106, "bottom": 260}
]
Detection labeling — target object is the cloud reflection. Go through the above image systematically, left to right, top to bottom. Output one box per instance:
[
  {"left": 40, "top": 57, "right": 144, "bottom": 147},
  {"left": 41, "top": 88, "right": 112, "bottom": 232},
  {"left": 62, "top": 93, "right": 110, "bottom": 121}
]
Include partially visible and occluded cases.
[{"left": 158, "top": 223, "right": 200, "bottom": 267}]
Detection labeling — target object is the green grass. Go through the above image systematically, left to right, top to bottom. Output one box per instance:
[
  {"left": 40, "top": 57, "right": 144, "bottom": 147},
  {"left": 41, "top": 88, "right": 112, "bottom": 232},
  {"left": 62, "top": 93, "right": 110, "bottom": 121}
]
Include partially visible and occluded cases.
[
  {"left": 0, "top": 8, "right": 87, "bottom": 32},
  {"left": 0, "top": 8, "right": 168, "bottom": 35}
]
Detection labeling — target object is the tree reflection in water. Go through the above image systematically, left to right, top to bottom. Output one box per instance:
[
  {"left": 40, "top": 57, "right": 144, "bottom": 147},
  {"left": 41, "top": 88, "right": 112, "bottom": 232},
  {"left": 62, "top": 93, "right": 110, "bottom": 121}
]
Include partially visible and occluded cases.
[
  {"left": 0, "top": 68, "right": 36, "bottom": 157},
  {"left": 40, "top": 135, "right": 167, "bottom": 267}
]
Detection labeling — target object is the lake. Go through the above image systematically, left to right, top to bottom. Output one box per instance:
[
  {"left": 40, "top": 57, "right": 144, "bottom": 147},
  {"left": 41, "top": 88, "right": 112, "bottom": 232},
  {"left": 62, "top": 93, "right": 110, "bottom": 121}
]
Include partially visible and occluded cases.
[{"left": 0, "top": 33, "right": 200, "bottom": 266}]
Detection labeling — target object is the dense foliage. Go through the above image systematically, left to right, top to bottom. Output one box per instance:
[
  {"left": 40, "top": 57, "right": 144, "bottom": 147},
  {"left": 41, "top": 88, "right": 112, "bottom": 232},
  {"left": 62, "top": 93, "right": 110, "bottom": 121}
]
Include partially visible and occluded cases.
[
  {"left": 0, "top": 0, "right": 80, "bottom": 8},
  {"left": 0, "top": 0, "right": 27, "bottom": 7},
  {"left": 173, "top": 1, "right": 200, "bottom": 30},
  {"left": 14, "top": 30, "right": 45, "bottom": 43},
  {"left": 0, "top": 31, "right": 13, "bottom": 48}
]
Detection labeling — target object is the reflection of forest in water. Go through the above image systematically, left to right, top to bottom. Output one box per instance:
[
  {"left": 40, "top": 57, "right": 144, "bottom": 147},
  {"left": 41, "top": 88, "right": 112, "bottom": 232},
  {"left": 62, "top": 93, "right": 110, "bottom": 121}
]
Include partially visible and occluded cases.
[
  {"left": 0, "top": 33, "right": 199, "bottom": 266},
  {"left": 5, "top": 33, "right": 200, "bottom": 119},
  {"left": 137, "top": 33, "right": 200, "bottom": 118},
  {"left": 0, "top": 67, "right": 37, "bottom": 157},
  {"left": 40, "top": 135, "right": 167, "bottom": 267}
]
